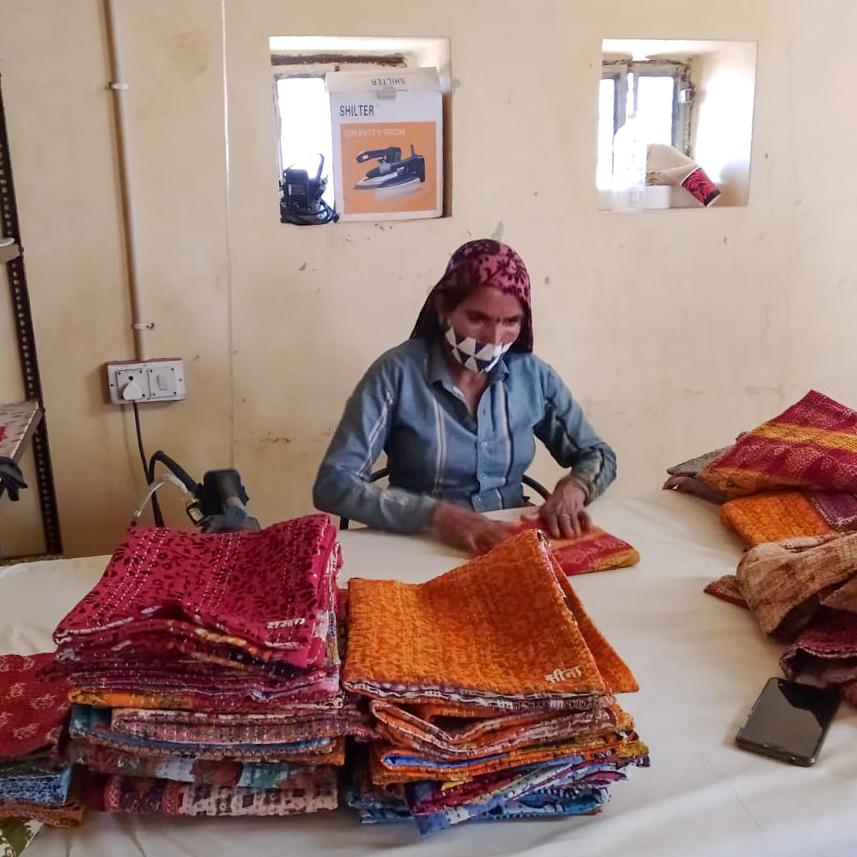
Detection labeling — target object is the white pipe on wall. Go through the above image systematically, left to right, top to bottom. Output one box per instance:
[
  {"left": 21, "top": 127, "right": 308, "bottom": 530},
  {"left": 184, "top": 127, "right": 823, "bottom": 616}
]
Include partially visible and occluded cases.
[{"left": 103, "top": 0, "right": 151, "bottom": 360}]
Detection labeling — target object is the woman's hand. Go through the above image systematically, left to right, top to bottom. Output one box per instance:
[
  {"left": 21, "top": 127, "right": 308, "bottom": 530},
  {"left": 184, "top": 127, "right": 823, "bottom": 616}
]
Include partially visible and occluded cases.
[
  {"left": 528, "top": 478, "right": 591, "bottom": 540},
  {"left": 432, "top": 502, "right": 519, "bottom": 555}
]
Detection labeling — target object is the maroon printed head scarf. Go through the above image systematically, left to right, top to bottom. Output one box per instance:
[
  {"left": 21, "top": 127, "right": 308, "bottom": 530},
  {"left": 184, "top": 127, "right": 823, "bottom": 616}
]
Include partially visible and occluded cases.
[{"left": 410, "top": 239, "right": 533, "bottom": 352}]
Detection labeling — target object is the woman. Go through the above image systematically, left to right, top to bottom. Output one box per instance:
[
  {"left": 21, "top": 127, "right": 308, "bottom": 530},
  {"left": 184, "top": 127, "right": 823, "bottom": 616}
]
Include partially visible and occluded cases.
[{"left": 313, "top": 239, "right": 617, "bottom": 554}]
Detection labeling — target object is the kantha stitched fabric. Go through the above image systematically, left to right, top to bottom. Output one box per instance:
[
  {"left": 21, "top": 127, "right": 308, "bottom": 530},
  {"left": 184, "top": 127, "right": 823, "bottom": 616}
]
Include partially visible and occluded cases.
[
  {"left": 697, "top": 391, "right": 857, "bottom": 497},
  {"left": 662, "top": 447, "right": 731, "bottom": 503},
  {"left": 666, "top": 447, "right": 730, "bottom": 478},
  {"left": 720, "top": 491, "right": 834, "bottom": 547},
  {"left": 808, "top": 491, "right": 857, "bottom": 532},
  {"left": 55, "top": 515, "right": 340, "bottom": 667},
  {"left": 50, "top": 516, "right": 352, "bottom": 821},
  {"left": 54, "top": 520, "right": 345, "bottom": 751},
  {"left": 516, "top": 520, "right": 640, "bottom": 575},
  {"left": 344, "top": 529, "right": 637, "bottom": 707},
  {"left": 548, "top": 529, "right": 640, "bottom": 576},
  {"left": 342, "top": 530, "right": 648, "bottom": 833},
  {"left": 706, "top": 533, "right": 857, "bottom": 637},
  {"left": 736, "top": 534, "right": 857, "bottom": 636},
  {"left": 703, "top": 575, "right": 747, "bottom": 607},
  {"left": 780, "top": 610, "right": 857, "bottom": 686},
  {"left": 0, "top": 653, "right": 81, "bottom": 830},
  {"left": 0, "top": 654, "right": 69, "bottom": 759},
  {"left": 67, "top": 688, "right": 343, "bottom": 713},
  {"left": 369, "top": 698, "right": 621, "bottom": 758},
  {"left": 68, "top": 705, "right": 346, "bottom": 764},
  {"left": 107, "top": 705, "right": 373, "bottom": 745},
  {"left": 369, "top": 731, "right": 646, "bottom": 785},
  {"left": 65, "top": 740, "right": 323, "bottom": 789},
  {"left": 345, "top": 742, "right": 648, "bottom": 832},
  {"left": 404, "top": 751, "right": 646, "bottom": 834},
  {"left": 404, "top": 755, "right": 636, "bottom": 817},
  {"left": 0, "top": 763, "right": 70, "bottom": 806},
  {"left": 0, "top": 764, "right": 82, "bottom": 829},
  {"left": 97, "top": 772, "right": 338, "bottom": 816},
  {"left": 410, "top": 784, "right": 609, "bottom": 834},
  {"left": 0, "top": 800, "right": 83, "bottom": 828},
  {"left": 0, "top": 801, "right": 83, "bottom": 828}
]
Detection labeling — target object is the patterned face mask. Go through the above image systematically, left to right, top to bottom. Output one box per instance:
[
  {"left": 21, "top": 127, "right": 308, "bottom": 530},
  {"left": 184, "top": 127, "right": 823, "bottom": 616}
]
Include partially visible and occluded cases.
[{"left": 443, "top": 321, "right": 513, "bottom": 374}]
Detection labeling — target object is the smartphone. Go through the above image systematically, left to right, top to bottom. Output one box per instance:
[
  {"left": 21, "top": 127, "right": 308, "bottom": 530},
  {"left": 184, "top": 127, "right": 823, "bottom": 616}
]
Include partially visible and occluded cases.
[{"left": 735, "top": 677, "right": 839, "bottom": 766}]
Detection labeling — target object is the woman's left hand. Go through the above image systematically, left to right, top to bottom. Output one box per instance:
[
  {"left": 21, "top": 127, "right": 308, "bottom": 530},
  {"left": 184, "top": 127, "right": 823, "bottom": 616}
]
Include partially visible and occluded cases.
[{"left": 527, "top": 478, "right": 591, "bottom": 540}]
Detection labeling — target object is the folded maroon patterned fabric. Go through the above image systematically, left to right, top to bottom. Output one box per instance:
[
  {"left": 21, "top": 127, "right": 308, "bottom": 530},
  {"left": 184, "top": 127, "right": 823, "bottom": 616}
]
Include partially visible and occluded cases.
[
  {"left": 808, "top": 491, "right": 857, "bottom": 532},
  {"left": 54, "top": 515, "right": 339, "bottom": 669},
  {"left": 781, "top": 610, "right": 857, "bottom": 686},
  {"left": 0, "top": 653, "right": 70, "bottom": 760}
]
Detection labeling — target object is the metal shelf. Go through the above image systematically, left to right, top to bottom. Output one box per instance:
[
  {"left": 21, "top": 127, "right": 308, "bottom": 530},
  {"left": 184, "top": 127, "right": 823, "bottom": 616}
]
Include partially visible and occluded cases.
[
  {"left": 0, "top": 72, "right": 62, "bottom": 555},
  {"left": 0, "top": 242, "right": 20, "bottom": 264}
]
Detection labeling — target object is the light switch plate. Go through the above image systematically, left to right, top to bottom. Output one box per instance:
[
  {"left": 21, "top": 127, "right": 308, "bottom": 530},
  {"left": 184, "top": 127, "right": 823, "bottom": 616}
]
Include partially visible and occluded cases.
[{"left": 105, "top": 359, "right": 186, "bottom": 405}]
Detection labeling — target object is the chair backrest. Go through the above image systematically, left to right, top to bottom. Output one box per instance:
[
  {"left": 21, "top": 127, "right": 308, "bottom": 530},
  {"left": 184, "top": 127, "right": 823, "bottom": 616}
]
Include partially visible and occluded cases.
[{"left": 338, "top": 469, "right": 549, "bottom": 530}]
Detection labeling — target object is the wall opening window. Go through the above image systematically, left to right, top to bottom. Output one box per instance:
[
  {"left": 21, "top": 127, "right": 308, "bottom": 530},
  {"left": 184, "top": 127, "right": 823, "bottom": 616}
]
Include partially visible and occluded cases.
[
  {"left": 270, "top": 36, "right": 451, "bottom": 224},
  {"left": 598, "top": 39, "right": 757, "bottom": 211},
  {"left": 276, "top": 76, "right": 335, "bottom": 208}
]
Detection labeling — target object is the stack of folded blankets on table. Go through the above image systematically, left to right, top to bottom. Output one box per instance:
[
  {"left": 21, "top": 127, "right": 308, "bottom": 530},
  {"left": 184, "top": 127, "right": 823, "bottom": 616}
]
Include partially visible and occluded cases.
[
  {"left": 664, "top": 390, "right": 857, "bottom": 707},
  {"left": 52, "top": 515, "right": 372, "bottom": 818},
  {"left": 341, "top": 528, "right": 650, "bottom": 834},
  {"left": 0, "top": 652, "right": 83, "bottom": 845}
]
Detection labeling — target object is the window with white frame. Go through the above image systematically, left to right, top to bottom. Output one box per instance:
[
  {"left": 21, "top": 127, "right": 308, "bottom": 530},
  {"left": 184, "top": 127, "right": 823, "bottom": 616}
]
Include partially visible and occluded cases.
[
  {"left": 270, "top": 37, "right": 450, "bottom": 224},
  {"left": 597, "top": 60, "right": 693, "bottom": 191}
]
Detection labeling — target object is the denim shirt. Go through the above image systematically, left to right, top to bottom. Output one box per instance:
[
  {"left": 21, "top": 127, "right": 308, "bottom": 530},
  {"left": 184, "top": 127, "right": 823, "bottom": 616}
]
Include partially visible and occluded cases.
[{"left": 313, "top": 338, "right": 617, "bottom": 533}]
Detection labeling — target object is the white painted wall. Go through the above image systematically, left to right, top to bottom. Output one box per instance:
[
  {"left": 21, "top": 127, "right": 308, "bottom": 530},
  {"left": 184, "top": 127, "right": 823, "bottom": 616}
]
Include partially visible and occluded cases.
[{"left": 694, "top": 42, "right": 757, "bottom": 205}]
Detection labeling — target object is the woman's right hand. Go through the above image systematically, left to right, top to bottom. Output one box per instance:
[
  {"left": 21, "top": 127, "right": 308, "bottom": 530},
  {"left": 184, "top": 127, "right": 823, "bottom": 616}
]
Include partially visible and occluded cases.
[{"left": 432, "top": 502, "right": 518, "bottom": 555}]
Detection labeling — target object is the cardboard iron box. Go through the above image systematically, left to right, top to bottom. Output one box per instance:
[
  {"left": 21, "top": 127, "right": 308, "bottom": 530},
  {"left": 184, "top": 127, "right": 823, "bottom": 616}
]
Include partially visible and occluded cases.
[{"left": 326, "top": 67, "right": 443, "bottom": 221}]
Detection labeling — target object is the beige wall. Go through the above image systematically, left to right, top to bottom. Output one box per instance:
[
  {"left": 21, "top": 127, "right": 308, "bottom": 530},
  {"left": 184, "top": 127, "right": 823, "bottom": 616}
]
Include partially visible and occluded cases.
[
  {"left": 0, "top": 0, "right": 854, "bottom": 557},
  {"left": 694, "top": 42, "right": 757, "bottom": 205}
]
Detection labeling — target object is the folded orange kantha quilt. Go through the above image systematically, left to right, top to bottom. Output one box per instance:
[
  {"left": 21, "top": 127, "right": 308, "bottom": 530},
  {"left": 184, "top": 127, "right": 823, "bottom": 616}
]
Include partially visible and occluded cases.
[{"left": 344, "top": 529, "right": 637, "bottom": 709}]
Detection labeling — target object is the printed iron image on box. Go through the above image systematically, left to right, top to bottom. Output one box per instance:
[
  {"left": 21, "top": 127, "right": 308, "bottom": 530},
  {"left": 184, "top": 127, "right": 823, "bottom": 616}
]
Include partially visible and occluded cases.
[{"left": 326, "top": 67, "right": 443, "bottom": 221}]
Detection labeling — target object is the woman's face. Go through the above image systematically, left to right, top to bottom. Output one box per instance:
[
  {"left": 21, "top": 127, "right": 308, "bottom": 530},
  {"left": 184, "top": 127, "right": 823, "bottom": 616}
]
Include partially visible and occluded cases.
[{"left": 444, "top": 286, "right": 524, "bottom": 345}]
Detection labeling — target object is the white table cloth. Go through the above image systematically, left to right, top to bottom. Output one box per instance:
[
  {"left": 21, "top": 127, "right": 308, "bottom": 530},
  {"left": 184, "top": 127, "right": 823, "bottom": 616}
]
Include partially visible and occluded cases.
[{"left": 2, "top": 490, "right": 856, "bottom": 856}]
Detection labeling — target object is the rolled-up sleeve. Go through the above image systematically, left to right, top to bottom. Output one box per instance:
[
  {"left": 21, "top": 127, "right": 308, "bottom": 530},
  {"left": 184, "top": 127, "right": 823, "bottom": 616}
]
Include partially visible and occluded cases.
[
  {"left": 312, "top": 355, "right": 438, "bottom": 533},
  {"left": 532, "top": 360, "right": 617, "bottom": 502}
]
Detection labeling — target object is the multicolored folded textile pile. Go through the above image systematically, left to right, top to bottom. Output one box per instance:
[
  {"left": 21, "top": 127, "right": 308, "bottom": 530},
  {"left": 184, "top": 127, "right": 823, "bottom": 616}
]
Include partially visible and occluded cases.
[
  {"left": 683, "top": 391, "right": 857, "bottom": 706},
  {"left": 696, "top": 391, "right": 857, "bottom": 498},
  {"left": 52, "top": 516, "right": 364, "bottom": 817},
  {"left": 341, "top": 529, "right": 649, "bottom": 834},
  {"left": 706, "top": 533, "right": 857, "bottom": 699},
  {"left": 0, "top": 654, "right": 83, "bottom": 829}
]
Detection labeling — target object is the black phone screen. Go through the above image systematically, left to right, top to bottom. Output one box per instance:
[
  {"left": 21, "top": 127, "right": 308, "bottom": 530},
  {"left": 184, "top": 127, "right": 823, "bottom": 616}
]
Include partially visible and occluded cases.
[{"left": 736, "top": 677, "right": 839, "bottom": 765}]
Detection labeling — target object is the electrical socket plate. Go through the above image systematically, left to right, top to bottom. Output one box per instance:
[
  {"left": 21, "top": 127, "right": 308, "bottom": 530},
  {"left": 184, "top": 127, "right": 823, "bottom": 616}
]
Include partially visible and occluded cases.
[{"left": 105, "top": 359, "right": 186, "bottom": 405}]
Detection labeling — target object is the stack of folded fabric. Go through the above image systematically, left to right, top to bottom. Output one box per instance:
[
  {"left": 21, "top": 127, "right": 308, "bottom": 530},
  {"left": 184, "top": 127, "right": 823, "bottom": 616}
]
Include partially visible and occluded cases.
[
  {"left": 663, "top": 390, "right": 857, "bottom": 707},
  {"left": 695, "top": 390, "right": 857, "bottom": 498},
  {"left": 664, "top": 391, "right": 857, "bottom": 546},
  {"left": 52, "top": 515, "right": 368, "bottom": 818},
  {"left": 341, "top": 529, "right": 649, "bottom": 834},
  {"left": 705, "top": 531, "right": 857, "bottom": 704},
  {"left": 0, "top": 653, "right": 83, "bottom": 829}
]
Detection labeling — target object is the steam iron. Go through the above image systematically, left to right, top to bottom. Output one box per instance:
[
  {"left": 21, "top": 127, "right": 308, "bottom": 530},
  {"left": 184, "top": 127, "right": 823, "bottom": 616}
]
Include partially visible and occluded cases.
[{"left": 353, "top": 145, "right": 425, "bottom": 197}]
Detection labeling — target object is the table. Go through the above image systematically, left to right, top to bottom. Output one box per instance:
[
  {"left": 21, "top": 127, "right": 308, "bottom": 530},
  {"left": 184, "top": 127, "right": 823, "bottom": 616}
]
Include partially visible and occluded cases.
[{"left": 2, "top": 490, "right": 857, "bottom": 856}]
